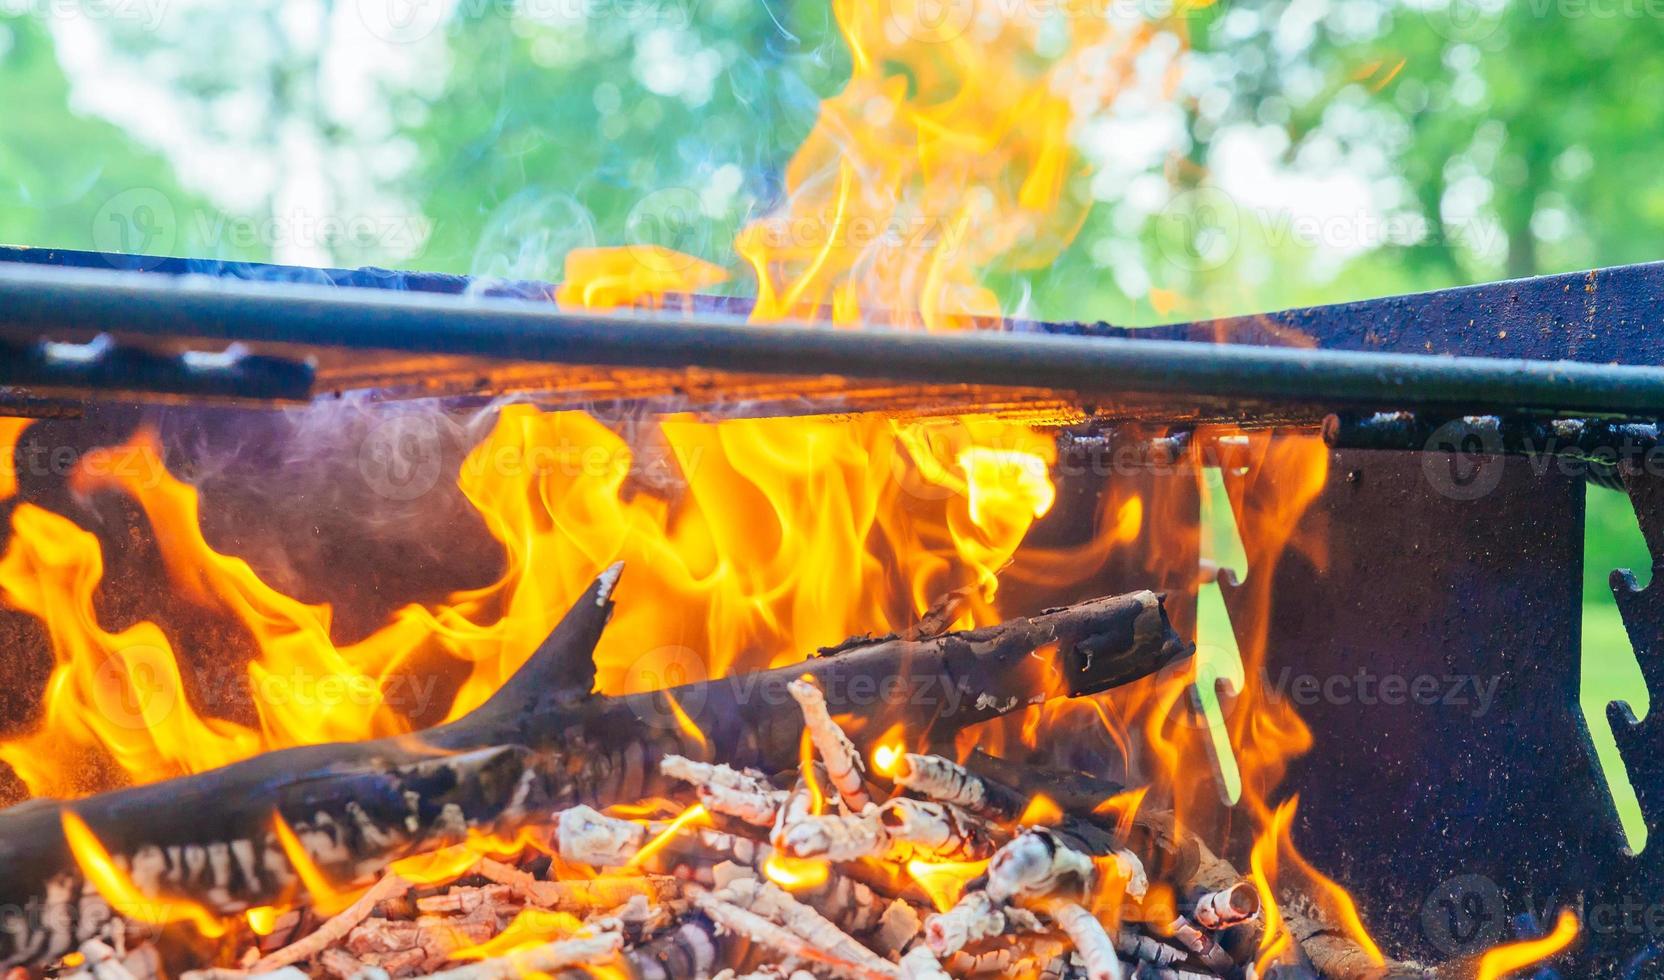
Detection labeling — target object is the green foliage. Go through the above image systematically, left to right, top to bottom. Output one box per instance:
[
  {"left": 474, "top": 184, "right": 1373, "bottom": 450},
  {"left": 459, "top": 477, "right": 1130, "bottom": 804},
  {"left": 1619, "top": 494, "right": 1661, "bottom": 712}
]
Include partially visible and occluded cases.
[
  {"left": 402, "top": 0, "right": 848, "bottom": 281},
  {"left": 4, "top": 1, "right": 1664, "bottom": 311},
  {"left": 0, "top": 15, "right": 206, "bottom": 255}
]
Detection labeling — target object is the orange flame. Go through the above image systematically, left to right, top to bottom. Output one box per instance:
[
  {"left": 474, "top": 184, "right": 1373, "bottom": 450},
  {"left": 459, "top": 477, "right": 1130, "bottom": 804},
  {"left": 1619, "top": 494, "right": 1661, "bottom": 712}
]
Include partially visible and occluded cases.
[
  {"left": 555, "top": 246, "right": 728, "bottom": 310},
  {"left": 0, "top": 410, "right": 1056, "bottom": 800},
  {"left": 0, "top": 418, "right": 30, "bottom": 500},
  {"left": 663, "top": 691, "right": 709, "bottom": 758},
  {"left": 870, "top": 723, "right": 907, "bottom": 778},
  {"left": 1093, "top": 785, "right": 1150, "bottom": 840},
  {"left": 1017, "top": 793, "right": 1063, "bottom": 827},
  {"left": 1250, "top": 797, "right": 1382, "bottom": 972},
  {"left": 626, "top": 803, "right": 708, "bottom": 869},
  {"left": 60, "top": 809, "right": 228, "bottom": 938},
  {"left": 270, "top": 813, "right": 360, "bottom": 915},
  {"left": 764, "top": 853, "right": 831, "bottom": 892},
  {"left": 906, "top": 857, "right": 989, "bottom": 913},
  {"left": 1475, "top": 908, "right": 1579, "bottom": 980},
  {"left": 450, "top": 909, "right": 584, "bottom": 960}
]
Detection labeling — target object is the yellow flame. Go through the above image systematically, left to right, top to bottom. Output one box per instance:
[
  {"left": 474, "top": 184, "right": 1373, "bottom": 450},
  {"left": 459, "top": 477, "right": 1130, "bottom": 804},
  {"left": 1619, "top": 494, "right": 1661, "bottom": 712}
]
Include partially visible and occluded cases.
[
  {"left": 555, "top": 246, "right": 728, "bottom": 310},
  {"left": 0, "top": 410, "right": 1056, "bottom": 801},
  {"left": 0, "top": 418, "right": 30, "bottom": 500},
  {"left": 663, "top": 691, "right": 709, "bottom": 758},
  {"left": 871, "top": 723, "right": 907, "bottom": 778},
  {"left": 801, "top": 727, "right": 828, "bottom": 816},
  {"left": 1093, "top": 785, "right": 1150, "bottom": 840},
  {"left": 1017, "top": 793, "right": 1063, "bottom": 827},
  {"left": 1250, "top": 799, "right": 1291, "bottom": 973},
  {"left": 627, "top": 803, "right": 708, "bottom": 869},
  {"left": 60, "top": 809, "right": 228, "bottom": 938},
  {"left": 270, "top": 813, "right": 360, "bottom": 915},
  {"left": 387, "top": 825, "right": 553, "bottom": 887},
  {"left": 764, "top": 853, "right": 830, "bottom": 891},
  {"left": 906, "top": 858, "right": 989, "bottom": 913},
  {"left": 245, "top": 905, "right": 281, "bottom": 937},
  {"left": 1476, "top": 908, "right": 1579, "bottom": 980},
  {"left": 451, "top": 909, "right": 584, "bottom": 960}
]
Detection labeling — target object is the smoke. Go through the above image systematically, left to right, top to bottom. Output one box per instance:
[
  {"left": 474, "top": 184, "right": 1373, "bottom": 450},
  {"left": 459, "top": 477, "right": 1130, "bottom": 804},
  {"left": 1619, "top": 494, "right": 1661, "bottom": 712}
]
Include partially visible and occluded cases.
[{"left": 143, "top": 395, "right": 511, "bottom": 643}]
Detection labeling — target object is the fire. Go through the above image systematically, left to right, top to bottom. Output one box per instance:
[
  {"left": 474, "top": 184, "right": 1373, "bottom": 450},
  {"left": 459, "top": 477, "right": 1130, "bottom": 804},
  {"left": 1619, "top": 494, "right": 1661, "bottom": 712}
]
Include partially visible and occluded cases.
[
  {"left": 0, "top": 0, "right": 1423, "bottom": 972},
  {"left": 731, "top": 0, "right": 1148, "bottom": 330},
  {"left": 554, "top": 245, "right": 728, "bottom": 310},
  {"left": 0, "top": 410, "right": 1056, "bottom": 799},
  {"left": 0, "top": 418, "right": 29, "bottom": 499},
  {"left": 662, "top": 691, "right": 709, "bottom": 758},
  {"left": 870, "top": 723, "right": 907, "bottom": 778},
  {"left": 1092, "top": 785, "right": 1150, "bottom": 839},
  {"left": 1017, "top": 793, "right": 1064, "bottom": 827},
  {"left": 1249, "top": 797, "right": 1383, "bottom": 972},
  {"left": 626, "top": 803, "right": 708, "bottom": 869},
  {"left": 60, "top": 809, "right": 228, "bottom": 939},
  {"left": 270, "top": 813, "right": 359, "bottom": 914},
  {"left": 389, "top": 825, "right": 558, "bottom": 887},
  {"left": 763, "top": 853, "right": 831, "bottom": 891},
  {"left": 905, "top": 858, "right": 988, "bottom": 913},
  {"left": 245, "top": 906, "right": 281, "bottom": 936},
  {"left": 1475, "top": 908, "right": 1580, "bottom": 980},
  {"left": 450, "top": 909, "right": 584, "bottom": 960}
]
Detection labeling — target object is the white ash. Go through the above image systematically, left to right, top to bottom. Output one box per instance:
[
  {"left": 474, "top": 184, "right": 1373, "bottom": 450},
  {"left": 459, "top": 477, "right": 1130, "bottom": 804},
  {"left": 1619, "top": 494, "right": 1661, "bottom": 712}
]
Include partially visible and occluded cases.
[
  {"left": 787, "top": 677, "right": 872, "bottom": 812},
  {"left": 974, "top": 694, "right": 1019, "bottom": 713},
  {"left": 889, "top": 754, "right": 991, "bottom": 816},
  {"left": 661, "top": 755, "right": 776, "bottom": 796},
  {"left": 698, "top": 782, "right": 789, "bottom": 826},
  {"left": 877, "top": 798, "right": 1002, "bottom": 860},
  {"left": 555, "top": 805, "right": 647, "bottom": 867},
  {"left": 777, "top": 810, "right": 890, "bottom": 861},
  {"left": 985, "top": 829, "right": 1095, "bottom": 901},
  {"left": 716, "top": 878, "right": 894, "bottom": 975},
  {"left": 1190, "top": 882, "right": 1261, "bottom": 931},
  {"left": 693, "top": 891, "right": 897, "bottom": 980},
  {"left": 922, "top": 891, "right": 1034, "bottom": 955},
  {"left": 870, "top": 900, "right": 922, "bottom": 957},
  {"left": 1046, "top": 901, "right": 1123, "bottom": 980},
  {"left": 1164, "top": 917, "right": 1233, "bottom": 972},
  {"left": 1114, "top": 928, "right": 1189, "bottom": 966},
  {"left": 897, "top": 945, "right": 952, "bottom": 980}
]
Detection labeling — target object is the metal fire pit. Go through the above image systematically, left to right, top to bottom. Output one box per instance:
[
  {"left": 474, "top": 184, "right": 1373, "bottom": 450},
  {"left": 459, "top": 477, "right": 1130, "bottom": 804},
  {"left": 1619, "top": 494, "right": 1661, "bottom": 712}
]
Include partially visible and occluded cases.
[{"left": 3, "top": 245, "right": 1664, "bottom": 976}]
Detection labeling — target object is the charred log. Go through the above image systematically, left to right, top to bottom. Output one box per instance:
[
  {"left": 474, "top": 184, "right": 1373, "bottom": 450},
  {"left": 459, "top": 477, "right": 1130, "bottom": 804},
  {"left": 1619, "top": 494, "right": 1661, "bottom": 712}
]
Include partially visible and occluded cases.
[{"left": 0, "top": 567, "right": 1188, "bottom": 968}]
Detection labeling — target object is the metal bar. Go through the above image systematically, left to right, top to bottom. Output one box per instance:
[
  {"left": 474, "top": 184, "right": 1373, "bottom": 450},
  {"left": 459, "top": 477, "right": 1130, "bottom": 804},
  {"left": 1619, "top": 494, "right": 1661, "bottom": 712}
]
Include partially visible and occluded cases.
[
  {"left": 7, "top": 261, "right": 1664, "bottom": 418},
  {"left": 1325, "top": 411, "right": 1663, "bottom": 460}
]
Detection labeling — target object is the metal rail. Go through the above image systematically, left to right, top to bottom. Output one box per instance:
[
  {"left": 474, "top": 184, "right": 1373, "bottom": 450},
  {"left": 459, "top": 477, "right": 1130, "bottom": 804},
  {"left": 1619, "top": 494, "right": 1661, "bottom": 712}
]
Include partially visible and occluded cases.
[{"left": 7, "top": 260, "right": 1664, "bottom": 419}]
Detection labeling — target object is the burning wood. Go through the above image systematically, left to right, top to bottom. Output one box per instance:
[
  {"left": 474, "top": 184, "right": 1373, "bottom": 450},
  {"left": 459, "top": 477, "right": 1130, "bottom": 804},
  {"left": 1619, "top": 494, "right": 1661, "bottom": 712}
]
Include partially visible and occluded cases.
[
  {"left": 0, "top": 564, "right": 1449, "bottom": 979},
  {"left": 0, "top": 569, "right": 1193, "bottom": 976}
]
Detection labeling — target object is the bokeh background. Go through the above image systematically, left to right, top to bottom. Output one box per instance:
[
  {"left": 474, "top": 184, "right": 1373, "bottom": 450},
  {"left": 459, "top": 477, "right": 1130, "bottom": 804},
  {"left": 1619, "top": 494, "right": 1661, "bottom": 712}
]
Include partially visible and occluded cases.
[{"left": 1, "top": 0, "right": 1660, "bottom": 837}]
